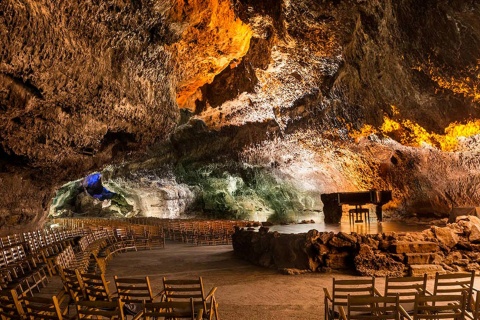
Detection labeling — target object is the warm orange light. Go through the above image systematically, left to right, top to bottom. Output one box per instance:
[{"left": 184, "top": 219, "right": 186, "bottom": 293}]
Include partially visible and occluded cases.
[
  {"left": 170, "top": 0, "right": 253, "bottom": 110},
  {"left": 414, "top": 61, "right": 480, "bottom": 102},
  {"left": 352, "top": 111, "right": 480, "bottom": 151}
]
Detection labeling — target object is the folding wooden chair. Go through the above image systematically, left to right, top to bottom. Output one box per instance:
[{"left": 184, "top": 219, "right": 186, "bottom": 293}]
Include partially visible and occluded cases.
[
  {"left": 59, "top": 267, "right": 86, "bottom": 314},
  {"left": 430, "top": 271, "right": 475, "bottom": 317},
  {"left": 80, "top": 272, "right": 116, "bottom": 301},
  {"left": 381, "top": 275, "right": 427, "bottom": 315},
  {"left": 114, "top": 276, "right": 164, "bottom": 318},
  {"left": 162, "top": 277, "right": 219, "bottom": 320},
  {"left": 324, "top": 277, "right": 376, "bottom": 320},
  {"left": 0, "top": 288, "right": 25, "bottom": 320},
  {"left": 472, "top": 290, "right": 480, "bottom": 320},
  {"left": 405, "top": 292, "right": 467, "bottom": 320},
  {"left": 339, "top": 294, "right": 402, "bottom": 320},
  {"left": 23, "top": 295, "right": 70, "bottom": 320},
  {"left": 75, "top": 298, "right": 125, "bottom": 319},
  {"left": 134, "top": 299, "right": 202, "bottom": 320}
]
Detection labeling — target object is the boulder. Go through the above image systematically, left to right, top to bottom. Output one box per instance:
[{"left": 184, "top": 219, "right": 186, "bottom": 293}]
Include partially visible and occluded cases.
[
  {"left": 469, "top": 224, "right": 480, "bottom": 243},
  {"left": 433, "top": 226, "right": 459, "bottom": 248},
  {"left": 319, "top": 232, "right": 334, "bottom": 244},
  {"left": 329, "top": 236, "right": 355, "bottom": 248},
  {"left": 354, "top": 244, "right": 404, "bottom": 277},
  {"left": 444, "top": 251, "right": 463, "bottom": 265},
  {"left": 326, "top": 252, "right": 350, "bottom": 269}
]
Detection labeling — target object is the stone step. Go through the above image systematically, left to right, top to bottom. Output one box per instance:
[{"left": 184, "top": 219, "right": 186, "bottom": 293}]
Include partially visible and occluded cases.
[
  {"left": 389, "top": 241, "right": 438, "bottom": 254},
  {"left": 405, "top": 253, "right": 440, "bottom": 265},
  {"left": 409, "top": 264, "right": 445, "bottom": 278}
]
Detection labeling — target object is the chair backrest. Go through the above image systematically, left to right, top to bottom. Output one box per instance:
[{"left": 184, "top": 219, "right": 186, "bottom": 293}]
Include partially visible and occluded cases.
[
  {"left": 59, "top": 267, "right": 86, "bottom": 301},
  {"left": 433, "top": 271, "right": 475, "bottom": 311},
  {"left": 80, "top": 272, "right": 113, "bottom": 301},
  {"left": 384, "top": 275, "right": 427, "bottom": 306},
  {"left": 114, "top": 276, "right": 155, "bottom": 304},
  {"left": 162, "top": 277, "right": 205, "bottom": 303},
  {"left": 331, "top": 277, "right": 376, "bottom": 310},
  {"left": 0, "top": 289, "right": 25, "bottom": 320},
  {"left": 411, "top": 292, "right": 466, "bottom": 319},
  {"left": 346, "top": 294, "right": 401, "bottom": 320},
  {"left": 23, "top": 295, "right": 65, "bottom": 320},
  {"left": 75, "top": 298, "right": 125, "bottom": 320},
  {"left": 141, "top": 299, "right": 201, "bottom": 320}
]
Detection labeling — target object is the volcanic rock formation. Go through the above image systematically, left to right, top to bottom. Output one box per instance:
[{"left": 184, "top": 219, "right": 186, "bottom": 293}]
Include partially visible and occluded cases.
[{"left": 1, "top": 0, "right": 480, "bottom": 231}]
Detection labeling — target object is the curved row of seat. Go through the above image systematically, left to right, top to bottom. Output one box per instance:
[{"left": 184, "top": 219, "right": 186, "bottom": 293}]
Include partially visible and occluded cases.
[
  {"left": 51, "top": 217, "right": 251, "bottom": 246},
  {"left": 0, "top": 221, "right": 221, "bottom": 319},
  {"left": 324, "top": 272, "right": 480, "bottom": 319}
]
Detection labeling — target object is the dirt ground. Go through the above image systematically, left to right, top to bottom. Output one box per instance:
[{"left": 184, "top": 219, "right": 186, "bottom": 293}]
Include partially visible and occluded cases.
[
  {"left": 42, "top": 241, "right": 479, "bottom": 319},
  {"left": 103, "top": 242, "right": 479, "bottom": 320}
]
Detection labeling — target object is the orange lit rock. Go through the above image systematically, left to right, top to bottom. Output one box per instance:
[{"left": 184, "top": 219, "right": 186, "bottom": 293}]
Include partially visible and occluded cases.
[{"left": 168, "top": 0, "right": 252, "bottom": 110}]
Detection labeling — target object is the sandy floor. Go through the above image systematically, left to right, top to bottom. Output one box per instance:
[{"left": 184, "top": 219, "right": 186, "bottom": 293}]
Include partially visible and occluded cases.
[
  {"left": 42, "top": 240, "right": 479, "bottom": 319},
  {"left": 105, "top": 242, "right": 394, "bottom": 320}
]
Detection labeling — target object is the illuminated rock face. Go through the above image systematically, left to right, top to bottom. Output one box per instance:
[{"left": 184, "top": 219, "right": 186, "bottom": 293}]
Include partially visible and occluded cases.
[{"left": 1, "top": 0, "right": 480, "bottom": 230}]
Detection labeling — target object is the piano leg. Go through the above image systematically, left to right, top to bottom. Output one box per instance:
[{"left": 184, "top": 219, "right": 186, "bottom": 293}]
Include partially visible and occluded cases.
[{"left": 375, "top": 205, "right": 383, "bottom": 222}]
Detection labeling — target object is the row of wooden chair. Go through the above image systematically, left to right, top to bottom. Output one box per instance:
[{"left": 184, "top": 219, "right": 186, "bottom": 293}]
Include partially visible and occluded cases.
[
  {"left": 50, "top": 217, "right": 253, "bottom": 247},
  {"left": 0, "top": 243, "right": 50, "bottom": 297},
  {"left": 58, "top": 266, "right": 220, "bottom": 320},
  {"left": 324, "top": 271, "right": 479, "bottom": 320},
  {"left": 339, "top": 292, "right": 470, "bottom": 320}
]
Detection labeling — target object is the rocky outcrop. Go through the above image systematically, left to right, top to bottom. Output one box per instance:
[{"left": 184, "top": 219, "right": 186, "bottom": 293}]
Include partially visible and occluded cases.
[
  {"left": 1, "top": 0, "right": 480, "bottom": 230},
  {"left": 232, "top": 215, "right": 480, "bottom": 276}
]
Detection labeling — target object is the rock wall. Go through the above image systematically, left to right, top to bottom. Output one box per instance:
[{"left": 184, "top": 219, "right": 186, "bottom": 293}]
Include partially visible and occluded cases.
[
  {"left": 1, "top": 0, "right": 480, "bottom": 230},
  {"left": 232, "top": 215, "right": 480, "bottom": 276}
]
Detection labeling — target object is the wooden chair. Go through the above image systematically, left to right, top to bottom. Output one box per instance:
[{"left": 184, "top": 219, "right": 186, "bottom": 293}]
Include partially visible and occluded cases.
[
  {"left": 58, "top": 267, "right": 87, "bottom": 315},
  {"left": 430, "top": 271, "right": 475, "bottom": 317},
  {"left": 80, "top": 272, "right": 116, "bottom": 301},
  {"left": 380, "top": 275, "right": 427, "bottom": 315},
  {"left": 114, "top": 276, "right": 163, "bottom": 318},
  {"left": 162, "top": 277, "right": 219, "bottom": 320},
  {"left": 324, "top": 277, "right": 376, "bottom": 320},
  {"left": 0, "top": 288, "right": 25, "bottom": 320},
  {"left": 472, "top": 290, "right": 480, "bottom": 320},
  {"left": 404, "top": 292, "right": 467, "bottom": 320},
  {"left": 338, "top": 294, "right": 402, "bottom": 320},
  {"left": 22, "top": 295, "right": 69, "bottom": 320},
  {"left": 75, "top": 298, "right": 125, "bottom": 320},
  {"left": 132, "top": 299, "right": 202, "bottom": 320}
]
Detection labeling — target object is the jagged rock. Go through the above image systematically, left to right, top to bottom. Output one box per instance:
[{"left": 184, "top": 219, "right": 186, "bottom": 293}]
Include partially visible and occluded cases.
[
  {"left": 469, "top": 224, "right": 480, "bottom": 243},
  {"left": 433, "top": 226, "right": 459, "bottom": 249},
  {"left": 306, "top": 229, "right": 320, "bottom": 243},
  {"left": 319, "top": 232, "right": 334, "bottom": 245},
  {"left": 337, "top": 232, "right": 358, "bottom": 244},
  {"left": 271, "top": 234, "right": 310, "bottom": 270},
  {"left": 329, "top": 236, "right": 355, "bottom": 249},
  {"left": 362, "top": 237, "right": 379, "bottom": 250},
  {"left": 389, "top": 241, "right": 439, "bottom": 254},
  {"left": 354, "top": 244, "right": 404, "bottom": 277},
  {"left": 444, "top": 251, "right": 463, "bottom": 265},
  {"left": 325, "top": 252, "right": 350, "bottom": 270},
  {"left": 466, "top": 263, "right": 480, "bottom": 271}
]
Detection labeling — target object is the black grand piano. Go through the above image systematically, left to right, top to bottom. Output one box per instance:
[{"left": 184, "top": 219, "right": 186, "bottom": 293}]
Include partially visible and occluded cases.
[{"left": 320, "top": 190, "right": 392, "bottom": 224}]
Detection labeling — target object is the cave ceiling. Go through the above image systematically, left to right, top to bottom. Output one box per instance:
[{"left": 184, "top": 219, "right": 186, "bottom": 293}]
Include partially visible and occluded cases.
[{"left": 1, "top": 0, "right": 480, "bottom": 230}]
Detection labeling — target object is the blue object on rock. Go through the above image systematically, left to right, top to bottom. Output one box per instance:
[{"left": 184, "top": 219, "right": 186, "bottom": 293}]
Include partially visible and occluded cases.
[{"left": 82, "top": 173, "right": 115, "bottom": 200}]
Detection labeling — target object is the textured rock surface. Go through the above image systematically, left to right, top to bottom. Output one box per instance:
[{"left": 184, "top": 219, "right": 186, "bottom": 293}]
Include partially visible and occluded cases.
[
  {"left": 1, "top": 0, "right": 480, "bottom": 229},
  {"left": 232, "top": 218, "right": 480, "bottom": 275}
]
